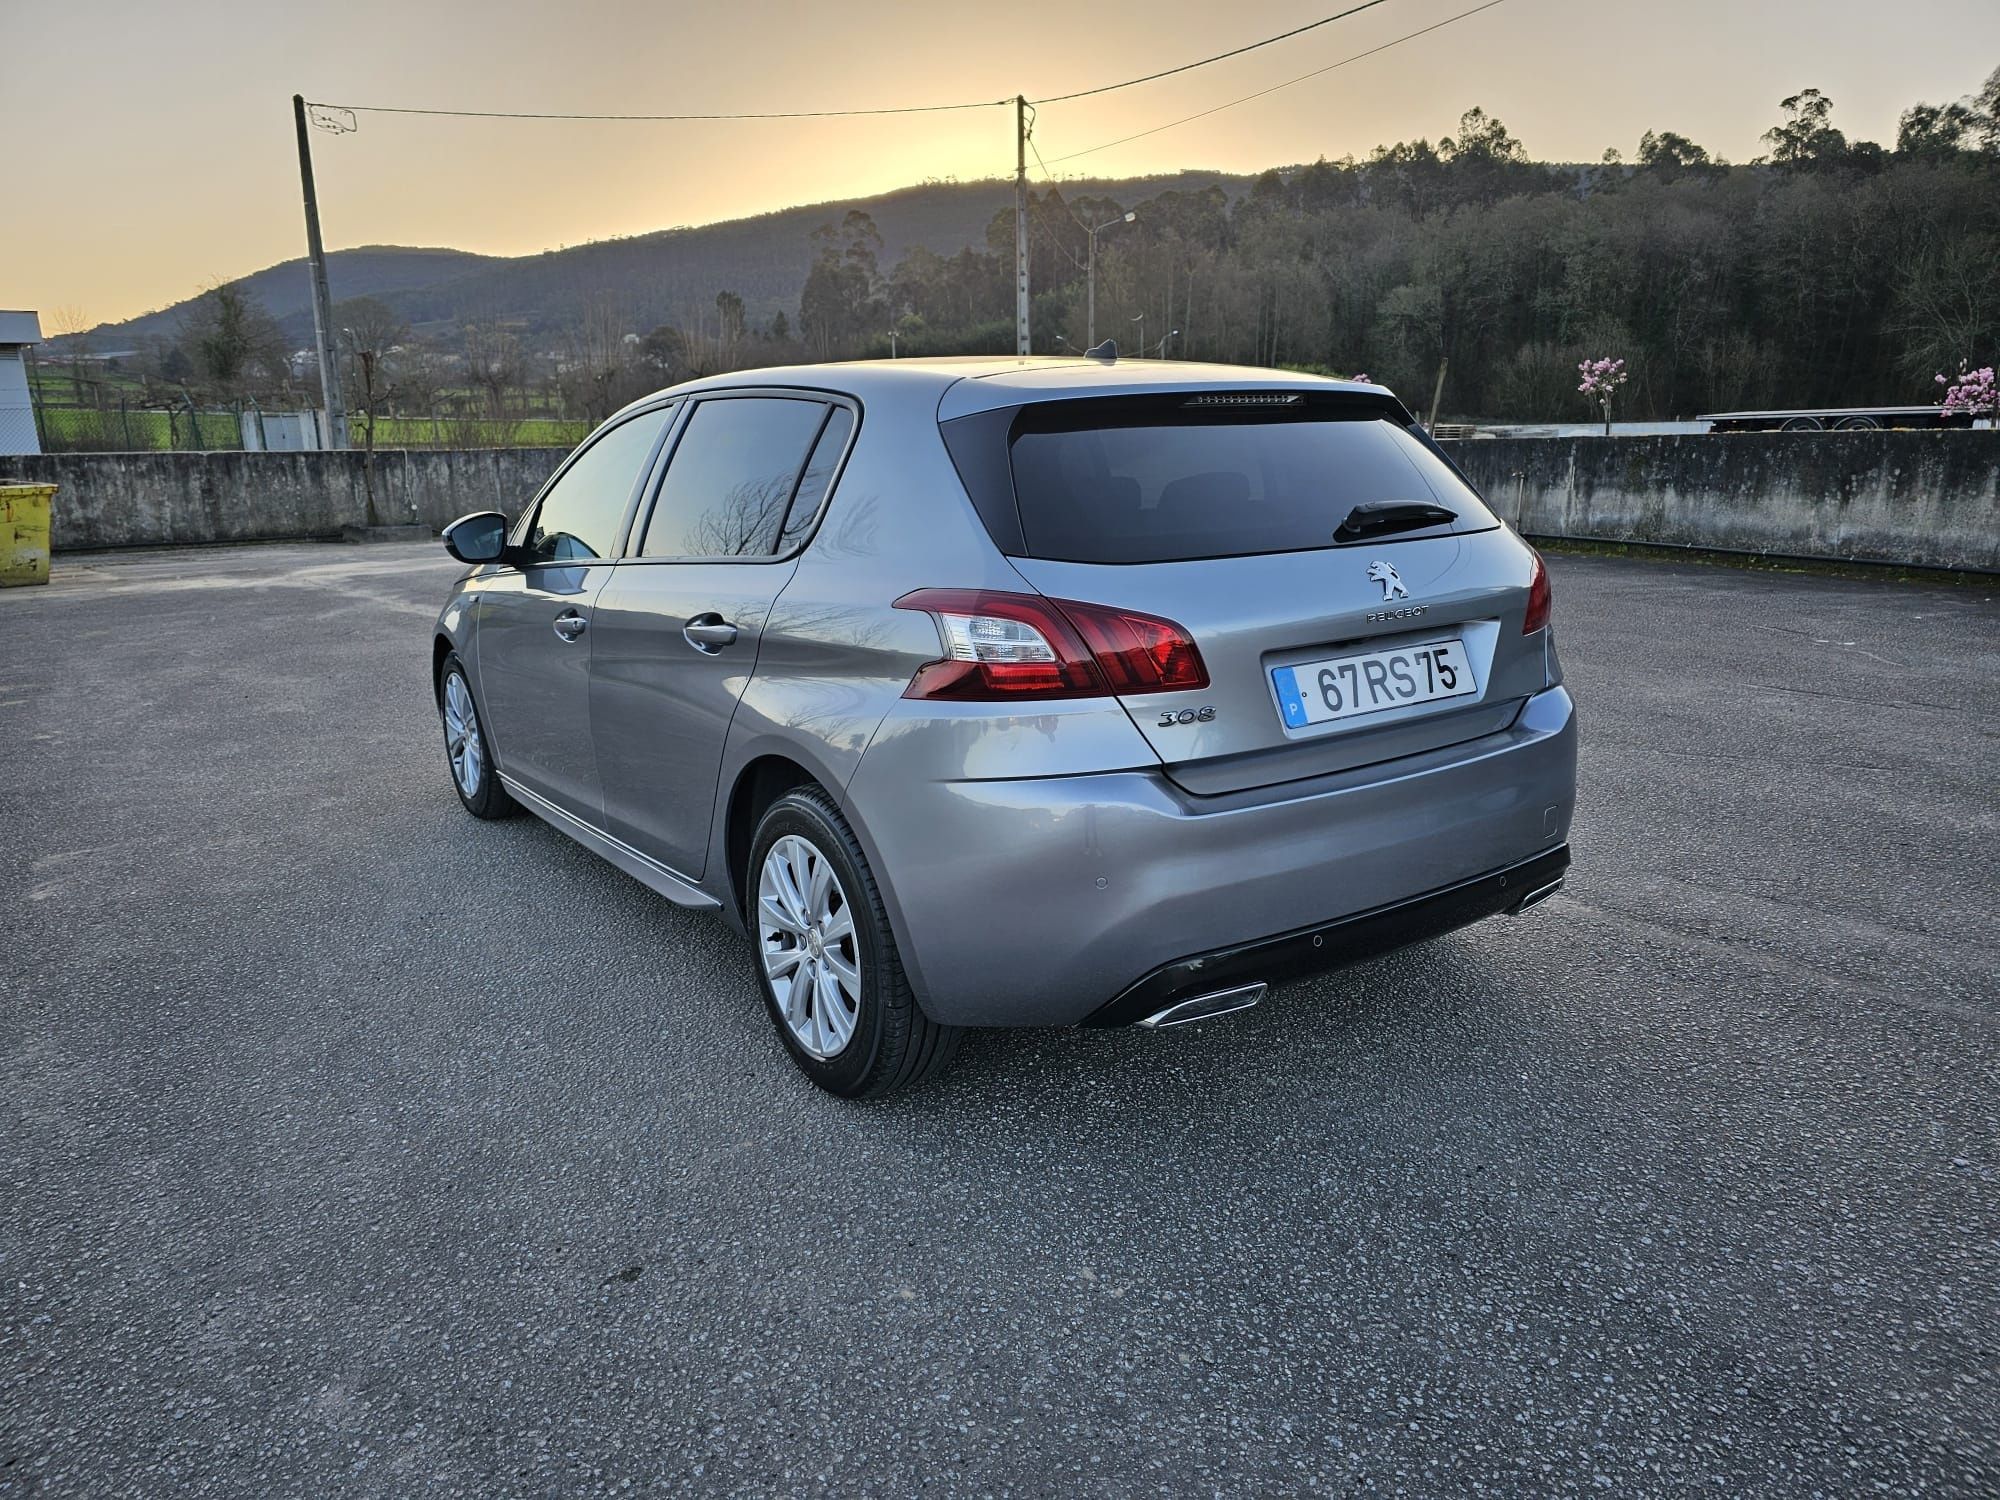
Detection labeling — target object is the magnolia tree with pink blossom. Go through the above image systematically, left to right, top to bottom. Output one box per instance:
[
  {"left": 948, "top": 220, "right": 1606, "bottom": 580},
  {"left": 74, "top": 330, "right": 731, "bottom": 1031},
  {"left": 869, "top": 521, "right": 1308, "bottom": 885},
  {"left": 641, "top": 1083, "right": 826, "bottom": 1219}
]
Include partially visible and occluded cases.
[
  {"left": 1578, "top": 357, "right": 1628, "bottom": 435},
  {"left": 1936, "top": 362, "right": 1997, "bottom": 424}
]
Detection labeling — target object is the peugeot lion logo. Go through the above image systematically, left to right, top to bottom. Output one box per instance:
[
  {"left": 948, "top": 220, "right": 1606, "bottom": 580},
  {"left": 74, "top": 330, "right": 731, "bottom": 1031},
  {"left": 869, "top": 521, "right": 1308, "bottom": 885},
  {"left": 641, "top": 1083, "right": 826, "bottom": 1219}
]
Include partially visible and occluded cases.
[{"left": 1368, "top": 560, "right": 1410, "bottom": 601}]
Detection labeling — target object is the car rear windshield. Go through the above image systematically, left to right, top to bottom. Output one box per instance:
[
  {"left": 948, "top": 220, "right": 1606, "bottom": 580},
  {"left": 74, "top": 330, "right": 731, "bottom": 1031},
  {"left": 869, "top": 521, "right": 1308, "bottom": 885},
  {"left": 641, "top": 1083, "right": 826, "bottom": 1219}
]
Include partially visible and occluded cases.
[{"left": 1000, "top": 397, "right": 1495, "bottom": 565}]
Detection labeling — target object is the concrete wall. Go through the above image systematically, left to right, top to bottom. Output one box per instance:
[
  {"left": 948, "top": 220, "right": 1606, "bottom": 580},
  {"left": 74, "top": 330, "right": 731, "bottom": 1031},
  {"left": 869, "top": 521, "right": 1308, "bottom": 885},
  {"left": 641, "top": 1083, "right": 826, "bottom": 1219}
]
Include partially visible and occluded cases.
[
  {"left": 1442, "top": 431, "right": 2000, "bottom": 573},
  {"left": 7, "top": 432, "right": 1998, "bottom": 569},
  {"left": 3, "top": 448, "right": 570, "bottom": 551}
]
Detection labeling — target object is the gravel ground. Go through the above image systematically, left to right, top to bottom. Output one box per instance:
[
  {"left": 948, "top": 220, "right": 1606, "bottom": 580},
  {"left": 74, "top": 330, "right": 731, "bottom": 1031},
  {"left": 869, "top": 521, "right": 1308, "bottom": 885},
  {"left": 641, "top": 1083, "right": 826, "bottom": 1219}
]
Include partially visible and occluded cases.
[{"left": 1, "top": 543, "right": 1995, "bottom": 1498}]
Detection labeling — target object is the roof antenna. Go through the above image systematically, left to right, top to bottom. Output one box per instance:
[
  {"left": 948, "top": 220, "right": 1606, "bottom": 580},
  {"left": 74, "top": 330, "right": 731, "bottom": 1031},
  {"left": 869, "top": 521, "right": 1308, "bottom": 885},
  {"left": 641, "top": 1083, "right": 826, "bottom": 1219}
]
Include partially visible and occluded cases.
[{"left": 1083, "top": 339, "right": 1117, "bottom": 361}]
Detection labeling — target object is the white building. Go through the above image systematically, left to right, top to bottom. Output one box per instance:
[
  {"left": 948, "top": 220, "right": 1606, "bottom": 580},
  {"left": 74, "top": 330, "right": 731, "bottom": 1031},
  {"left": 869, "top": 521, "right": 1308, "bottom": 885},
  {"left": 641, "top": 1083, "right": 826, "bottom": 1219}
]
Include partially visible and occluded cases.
[{"left": 0, "top": 311, "right": 41, "bottom": 456}]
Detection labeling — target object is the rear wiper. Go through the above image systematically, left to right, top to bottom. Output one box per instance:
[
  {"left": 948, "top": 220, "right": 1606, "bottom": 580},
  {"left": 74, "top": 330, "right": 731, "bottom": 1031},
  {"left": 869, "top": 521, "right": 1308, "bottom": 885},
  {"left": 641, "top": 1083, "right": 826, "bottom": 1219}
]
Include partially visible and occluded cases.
[{"left": 1333, "top": 500, "right": 1458, "bottom": 544}]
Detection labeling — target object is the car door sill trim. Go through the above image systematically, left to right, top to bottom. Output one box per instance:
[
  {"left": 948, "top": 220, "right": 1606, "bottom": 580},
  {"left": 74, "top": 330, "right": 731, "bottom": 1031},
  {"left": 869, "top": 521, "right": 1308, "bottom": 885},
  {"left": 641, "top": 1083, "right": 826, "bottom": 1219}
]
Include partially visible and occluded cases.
[{"left": 498, "top": 773, "right": 720, "bottom": 910}]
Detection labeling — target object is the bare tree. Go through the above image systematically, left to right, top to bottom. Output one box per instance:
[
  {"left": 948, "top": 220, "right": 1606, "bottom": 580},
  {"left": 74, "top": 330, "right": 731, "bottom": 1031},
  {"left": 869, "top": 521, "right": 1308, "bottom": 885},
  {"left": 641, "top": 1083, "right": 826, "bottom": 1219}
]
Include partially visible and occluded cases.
[
  {"left": 179, "top": 284, "right": 287, "bottom": 401},
  {"left": 556, "top": 294, "right": 652, "bottom": 424},
  {"left": 47, "top": 305, "right": 94, "bottom": 404},
  {"left": 463, "top": 324, "right": 526, "bottom": 419},
  {"left": 391, "top": 342, "right": 449, "bottom": 421}
]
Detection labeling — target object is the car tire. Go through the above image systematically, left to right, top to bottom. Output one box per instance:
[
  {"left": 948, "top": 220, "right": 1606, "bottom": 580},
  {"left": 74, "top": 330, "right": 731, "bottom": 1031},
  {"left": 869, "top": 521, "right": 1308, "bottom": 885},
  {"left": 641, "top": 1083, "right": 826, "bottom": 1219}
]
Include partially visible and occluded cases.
[
  {"left": 439, "top": 653, "right": 518, "bottom": 821},
  {"left": 747, "top": 786, "right": 960, "bottom": 1099}
]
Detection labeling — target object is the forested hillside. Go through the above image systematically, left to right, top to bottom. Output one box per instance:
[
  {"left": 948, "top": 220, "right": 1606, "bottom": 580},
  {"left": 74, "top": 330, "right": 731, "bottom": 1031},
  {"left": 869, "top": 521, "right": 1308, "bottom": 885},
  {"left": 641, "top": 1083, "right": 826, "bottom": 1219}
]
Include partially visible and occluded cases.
[
  {"left": 82, "top": 74, "right": 2000, "bottom": 424},
  {"left": 840, "top": 86, "right": 2000, "bottom": 419},
  {"left": 82, "top": 172, "right": 1248, "bottom": 349}
]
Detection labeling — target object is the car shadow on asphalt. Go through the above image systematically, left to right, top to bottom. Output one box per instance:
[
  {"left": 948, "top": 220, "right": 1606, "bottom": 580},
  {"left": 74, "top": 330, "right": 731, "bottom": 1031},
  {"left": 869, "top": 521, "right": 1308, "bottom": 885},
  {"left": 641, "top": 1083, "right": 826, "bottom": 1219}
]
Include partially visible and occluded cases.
[
  {"left": 487, "top": 803, "right": 1550, "bottom": 1137},
  {"left": 935, "top": 941, "right": 1538, "bottom": 1103}
]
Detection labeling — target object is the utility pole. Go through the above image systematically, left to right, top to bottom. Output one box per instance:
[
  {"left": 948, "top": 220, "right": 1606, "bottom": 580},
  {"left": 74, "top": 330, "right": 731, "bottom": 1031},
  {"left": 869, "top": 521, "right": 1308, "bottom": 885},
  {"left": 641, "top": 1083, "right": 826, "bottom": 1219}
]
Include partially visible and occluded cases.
[
  {"left": 292, "top": 94, "right": 348, "bottom": 449},
  {"left": 1014, "top": 96, "right": 1030, "bottom": 356}
]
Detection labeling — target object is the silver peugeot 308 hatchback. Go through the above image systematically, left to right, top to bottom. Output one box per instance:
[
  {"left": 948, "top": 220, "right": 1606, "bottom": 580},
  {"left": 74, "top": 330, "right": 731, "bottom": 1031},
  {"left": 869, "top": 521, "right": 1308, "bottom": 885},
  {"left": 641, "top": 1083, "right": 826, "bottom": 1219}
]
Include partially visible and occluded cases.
[{"left": 432, "top": 357, "right": 1577, "bottom": 1097}]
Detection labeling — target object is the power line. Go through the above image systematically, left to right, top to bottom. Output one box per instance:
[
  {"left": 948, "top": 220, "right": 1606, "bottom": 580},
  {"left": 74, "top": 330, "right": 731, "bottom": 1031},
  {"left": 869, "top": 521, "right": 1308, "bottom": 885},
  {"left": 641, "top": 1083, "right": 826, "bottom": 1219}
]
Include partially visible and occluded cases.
[
  {"left": 1034, "top": 0, "right": 1397, "bottom": 104},
  {"left": 1041, "top": 0, "right": 1515, "bottom": 166},
  {"left": 305, "top": 2, "right": 1406, "bottom": 128},
  {"left": 304, "top": 96, "right": 1011, "bottom": 123},
  {"left": 1021, "top": 126, "right": 1091, "bottom": 270},
  {"left": 1026, "top": 129, "right": 1095, "bottom": 246},
  {"left": 1026, "top": 210, "right": 1088, "bottom": 273}
]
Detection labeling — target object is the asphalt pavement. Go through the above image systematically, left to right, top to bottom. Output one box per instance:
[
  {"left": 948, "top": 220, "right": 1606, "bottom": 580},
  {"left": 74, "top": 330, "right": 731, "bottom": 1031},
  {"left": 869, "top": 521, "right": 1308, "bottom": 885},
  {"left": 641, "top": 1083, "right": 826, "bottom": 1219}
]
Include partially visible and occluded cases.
[{"left": 2, "top": 542, "right": 1995, "bottom": 1497}]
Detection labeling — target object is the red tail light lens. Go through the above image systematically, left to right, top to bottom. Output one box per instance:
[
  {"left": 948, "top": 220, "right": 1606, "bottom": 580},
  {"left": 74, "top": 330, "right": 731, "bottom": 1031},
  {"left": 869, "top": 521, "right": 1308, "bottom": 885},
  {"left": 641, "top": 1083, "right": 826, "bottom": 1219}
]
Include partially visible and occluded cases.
[
  {"left": 1522, "top": 551, "right": 1552, "bottom": 634},
  {"left": 893, "top": 589, "right": 1208, "bottom": 701},
  {"left": 1055, "top": 598, "right": 1210, "bottom": 692}
]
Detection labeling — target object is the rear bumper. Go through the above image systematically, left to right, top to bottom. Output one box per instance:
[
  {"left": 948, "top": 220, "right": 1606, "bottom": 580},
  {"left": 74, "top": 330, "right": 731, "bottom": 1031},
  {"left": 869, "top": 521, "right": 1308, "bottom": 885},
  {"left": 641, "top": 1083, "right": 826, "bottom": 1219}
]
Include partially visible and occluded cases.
[
  {"left": 846, "top": 684, "right": 1577, "bottom": 1027},
  {"left": 1082, "top": 843, "right": 1570, "bottom": 1026}
]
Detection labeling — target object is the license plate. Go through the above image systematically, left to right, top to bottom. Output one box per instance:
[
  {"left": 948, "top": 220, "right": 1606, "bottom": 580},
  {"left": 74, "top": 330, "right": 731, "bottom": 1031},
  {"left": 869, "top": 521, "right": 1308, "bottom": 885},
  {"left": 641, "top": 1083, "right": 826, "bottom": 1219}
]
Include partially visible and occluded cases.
[{"left": 1271, "top": 639, "right": 1477, "bottom": 728}]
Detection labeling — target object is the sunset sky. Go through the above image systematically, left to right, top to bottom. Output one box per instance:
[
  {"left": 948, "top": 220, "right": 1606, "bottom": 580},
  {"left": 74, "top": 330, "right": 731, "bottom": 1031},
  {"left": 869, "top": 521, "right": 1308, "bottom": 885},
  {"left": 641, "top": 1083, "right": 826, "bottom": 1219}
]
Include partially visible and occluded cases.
[{"left": 5, "top": 0, "right": 1997, "bottom": 327}]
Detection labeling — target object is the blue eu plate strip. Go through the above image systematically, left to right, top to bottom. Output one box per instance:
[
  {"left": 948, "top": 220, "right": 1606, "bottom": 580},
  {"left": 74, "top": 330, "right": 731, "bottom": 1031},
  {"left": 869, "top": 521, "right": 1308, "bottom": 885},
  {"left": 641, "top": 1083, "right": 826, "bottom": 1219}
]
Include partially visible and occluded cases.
[{"left": 1272, "top": 666, "right": 1308, "bottom": 728}]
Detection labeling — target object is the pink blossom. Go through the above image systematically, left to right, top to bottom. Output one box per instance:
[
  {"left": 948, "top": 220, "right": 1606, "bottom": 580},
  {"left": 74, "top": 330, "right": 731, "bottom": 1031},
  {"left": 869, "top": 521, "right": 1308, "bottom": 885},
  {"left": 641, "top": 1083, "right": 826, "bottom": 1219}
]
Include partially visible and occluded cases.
[
  {"left": 1578, "top": 356, "right": 1628, "bottom": 401},
  {"left": 1936, "top": 362, "right": 1997, "bottom": 418}
]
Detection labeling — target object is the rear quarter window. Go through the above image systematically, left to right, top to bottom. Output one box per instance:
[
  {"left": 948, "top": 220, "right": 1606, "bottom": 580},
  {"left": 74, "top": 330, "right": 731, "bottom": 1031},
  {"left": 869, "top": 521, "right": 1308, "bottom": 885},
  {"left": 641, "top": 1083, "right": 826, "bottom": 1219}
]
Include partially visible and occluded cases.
[{"left": 992, "top": 397, "right": 1497, "bottom": 565}]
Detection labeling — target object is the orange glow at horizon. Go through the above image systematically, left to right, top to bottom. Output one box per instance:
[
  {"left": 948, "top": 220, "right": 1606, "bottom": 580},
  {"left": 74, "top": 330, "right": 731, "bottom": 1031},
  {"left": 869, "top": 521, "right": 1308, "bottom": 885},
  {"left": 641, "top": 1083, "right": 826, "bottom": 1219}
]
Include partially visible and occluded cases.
[{"left": 4, "top": 0, "right": 1996, "bottom": 326}]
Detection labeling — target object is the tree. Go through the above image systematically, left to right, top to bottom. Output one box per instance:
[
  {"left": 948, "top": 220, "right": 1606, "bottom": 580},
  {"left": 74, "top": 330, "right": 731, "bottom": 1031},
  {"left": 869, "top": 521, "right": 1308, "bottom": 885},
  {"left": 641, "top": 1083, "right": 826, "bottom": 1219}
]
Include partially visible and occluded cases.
[
  {"left": 1974, "top": 64, "right": 2000, "bottom": 153},
  {"left": 1762, "top": 89, "right": 1848, "bottom": 170},
  {"left": 1897, "top": 102, "right": 1976, "bottom": 160},
  {"left": 1441, "top": 106, "right": 1526, "bottom": 164},
  {"left": 1636, "top": 130, "right": 1719, "bottom": 181},
  {"left": 799, "top": 211, "right": 884, "bottom": 357},
  {"left": 1894, "top": 237, "right": 2000, "bottom": 383},
  {"left": 180, "top": 284, "right": 286, "bottom": 399},
  {"left": 715, "top": 290, "right": 745, "bottom": 352},
  {"left": 555, "top": 294, "right": 651, "bottom": 425},
  {"left": 333, "top": 296, "right": 409, "bottom": 411},
  {"left": 332, "top": 297, "right": 410, "bottom": 524},
  {"left": 48, "top": 305, "right": 94, "bottom": 403},
  {"left": 462, "top": 323, "right": 526, "bottom": 418},
  {"left": 636, "top": 324, "right": 687, "bottom": 381},
  {"left": 390, "top": 342, "right": 449, "bottom": 416},
  {"left": 1578, "top": 357, "right": 1629, "bottom": 434},
  {"left": 1936, "top": 361, "right": 1997, "bottom": 420}
]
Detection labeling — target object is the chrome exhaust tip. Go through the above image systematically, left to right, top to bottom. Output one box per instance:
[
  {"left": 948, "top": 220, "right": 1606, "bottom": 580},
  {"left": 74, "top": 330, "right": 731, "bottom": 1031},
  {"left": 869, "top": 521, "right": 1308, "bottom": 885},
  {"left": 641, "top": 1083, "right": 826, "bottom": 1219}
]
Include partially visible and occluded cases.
[
  {"left": 1510, "top": 875, "right": 1565, "bottom": 914},
  {"left": 1137, "top": 982, "right": 1267, "bottom": 1030}
]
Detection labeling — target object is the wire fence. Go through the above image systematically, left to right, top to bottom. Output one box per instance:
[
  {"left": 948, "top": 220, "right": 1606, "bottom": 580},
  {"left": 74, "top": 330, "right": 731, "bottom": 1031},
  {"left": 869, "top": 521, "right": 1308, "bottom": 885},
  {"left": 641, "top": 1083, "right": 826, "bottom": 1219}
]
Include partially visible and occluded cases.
[{"left": 29, "top": 400, "right": 590, "bottom": 454}]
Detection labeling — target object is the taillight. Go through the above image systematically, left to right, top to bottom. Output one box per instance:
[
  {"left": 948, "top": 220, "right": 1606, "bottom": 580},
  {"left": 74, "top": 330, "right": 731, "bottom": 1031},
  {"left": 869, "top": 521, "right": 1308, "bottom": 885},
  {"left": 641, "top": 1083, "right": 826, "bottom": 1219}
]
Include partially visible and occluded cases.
[
  {"left": 1522, "top": 551, "right": 1552, "bottom": 634},
  {"left": 893, "top": 589, "right": 1208, "bottom": 701},
  {"left": 1056, "top": 598, "right": 1209, "bottom": 692}
]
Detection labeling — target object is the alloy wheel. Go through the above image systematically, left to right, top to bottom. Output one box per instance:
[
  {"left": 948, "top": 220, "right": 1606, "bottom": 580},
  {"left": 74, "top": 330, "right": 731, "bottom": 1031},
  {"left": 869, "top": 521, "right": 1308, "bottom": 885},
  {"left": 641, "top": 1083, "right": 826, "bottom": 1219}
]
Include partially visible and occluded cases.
[
  {"left": 442, "top": 673, "right": 484, "bottom": 796},
  {"left": 756, "top": 833, "right": 862, "bottom": 1059}
]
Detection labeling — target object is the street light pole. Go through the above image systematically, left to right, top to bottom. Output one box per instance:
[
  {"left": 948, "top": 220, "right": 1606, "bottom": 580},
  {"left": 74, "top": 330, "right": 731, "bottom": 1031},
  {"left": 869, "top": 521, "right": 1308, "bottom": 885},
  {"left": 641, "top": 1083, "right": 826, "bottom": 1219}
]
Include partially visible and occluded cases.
[{"left": 1084, "top": 210, "right": 1136, "bottom": 349}]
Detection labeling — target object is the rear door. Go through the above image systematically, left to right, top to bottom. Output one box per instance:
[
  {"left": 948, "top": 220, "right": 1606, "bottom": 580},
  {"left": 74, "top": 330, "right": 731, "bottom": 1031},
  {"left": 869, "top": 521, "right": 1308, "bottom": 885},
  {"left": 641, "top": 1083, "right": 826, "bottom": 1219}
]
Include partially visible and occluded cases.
[
  {"left": 954, "top": 392, "right": 1550, "bottom": 795},
  {"left": 589, "top": 393, "right": 853, "bottom": 877}
]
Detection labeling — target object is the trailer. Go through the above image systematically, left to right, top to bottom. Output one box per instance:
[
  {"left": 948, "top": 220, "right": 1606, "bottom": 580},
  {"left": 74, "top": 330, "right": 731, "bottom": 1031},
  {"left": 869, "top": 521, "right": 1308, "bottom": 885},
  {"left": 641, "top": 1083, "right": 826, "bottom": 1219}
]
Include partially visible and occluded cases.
[{"left": 1698, "top": 405, "right": 1975, "bottom": 433}]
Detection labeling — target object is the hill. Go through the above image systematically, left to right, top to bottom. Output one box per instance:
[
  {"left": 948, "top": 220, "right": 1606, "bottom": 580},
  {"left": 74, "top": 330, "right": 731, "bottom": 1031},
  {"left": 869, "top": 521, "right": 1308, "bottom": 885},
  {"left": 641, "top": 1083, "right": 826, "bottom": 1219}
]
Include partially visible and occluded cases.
[
  {"left": 83, "top": 171, "right": 1251, "bottom": 348},
  {"left": 93, "top": 246, "right": 507, "bottom": 348}
]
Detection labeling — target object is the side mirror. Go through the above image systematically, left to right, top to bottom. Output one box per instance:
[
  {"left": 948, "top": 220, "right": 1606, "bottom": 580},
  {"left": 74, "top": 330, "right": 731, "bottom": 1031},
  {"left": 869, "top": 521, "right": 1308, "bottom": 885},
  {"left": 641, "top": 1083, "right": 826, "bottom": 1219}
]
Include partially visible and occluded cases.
[{"left": 441, "top": 510, "right": 510, "bottom": 565}]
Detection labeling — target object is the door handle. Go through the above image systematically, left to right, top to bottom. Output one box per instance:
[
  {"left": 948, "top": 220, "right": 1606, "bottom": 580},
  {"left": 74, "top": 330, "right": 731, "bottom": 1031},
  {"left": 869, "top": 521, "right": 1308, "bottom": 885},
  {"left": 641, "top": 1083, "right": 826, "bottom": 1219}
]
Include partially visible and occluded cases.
[
  {"left": 552, "top": 609, "right": 588, "bottom": 642},
  {"left": 683, "top": 614, "right": 739, "bottom": 653}
]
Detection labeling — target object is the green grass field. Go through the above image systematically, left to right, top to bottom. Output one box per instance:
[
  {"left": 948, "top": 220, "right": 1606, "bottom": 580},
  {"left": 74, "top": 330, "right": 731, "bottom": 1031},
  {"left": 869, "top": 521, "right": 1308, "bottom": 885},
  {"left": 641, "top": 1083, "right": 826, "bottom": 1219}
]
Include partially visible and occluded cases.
[
  {"left": 32, "top": 407, "right": 588, "bottom": 454},
  {"left": 361, "top": 416, "right": 587, "bottom": 449}
]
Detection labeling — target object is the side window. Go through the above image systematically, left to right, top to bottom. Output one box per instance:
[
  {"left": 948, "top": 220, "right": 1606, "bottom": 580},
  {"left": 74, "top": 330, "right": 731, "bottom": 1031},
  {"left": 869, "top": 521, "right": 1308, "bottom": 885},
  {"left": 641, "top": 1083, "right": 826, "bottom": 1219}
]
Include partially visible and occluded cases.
[
  {"left": 639, "top": 397, "right": 829, "bottom": 559},
  {"left": 524, "top": 407, "right": 672, "bottom": 563},
  {"left": 777, "top": 407, "right": 855, "bottom": 551}
]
